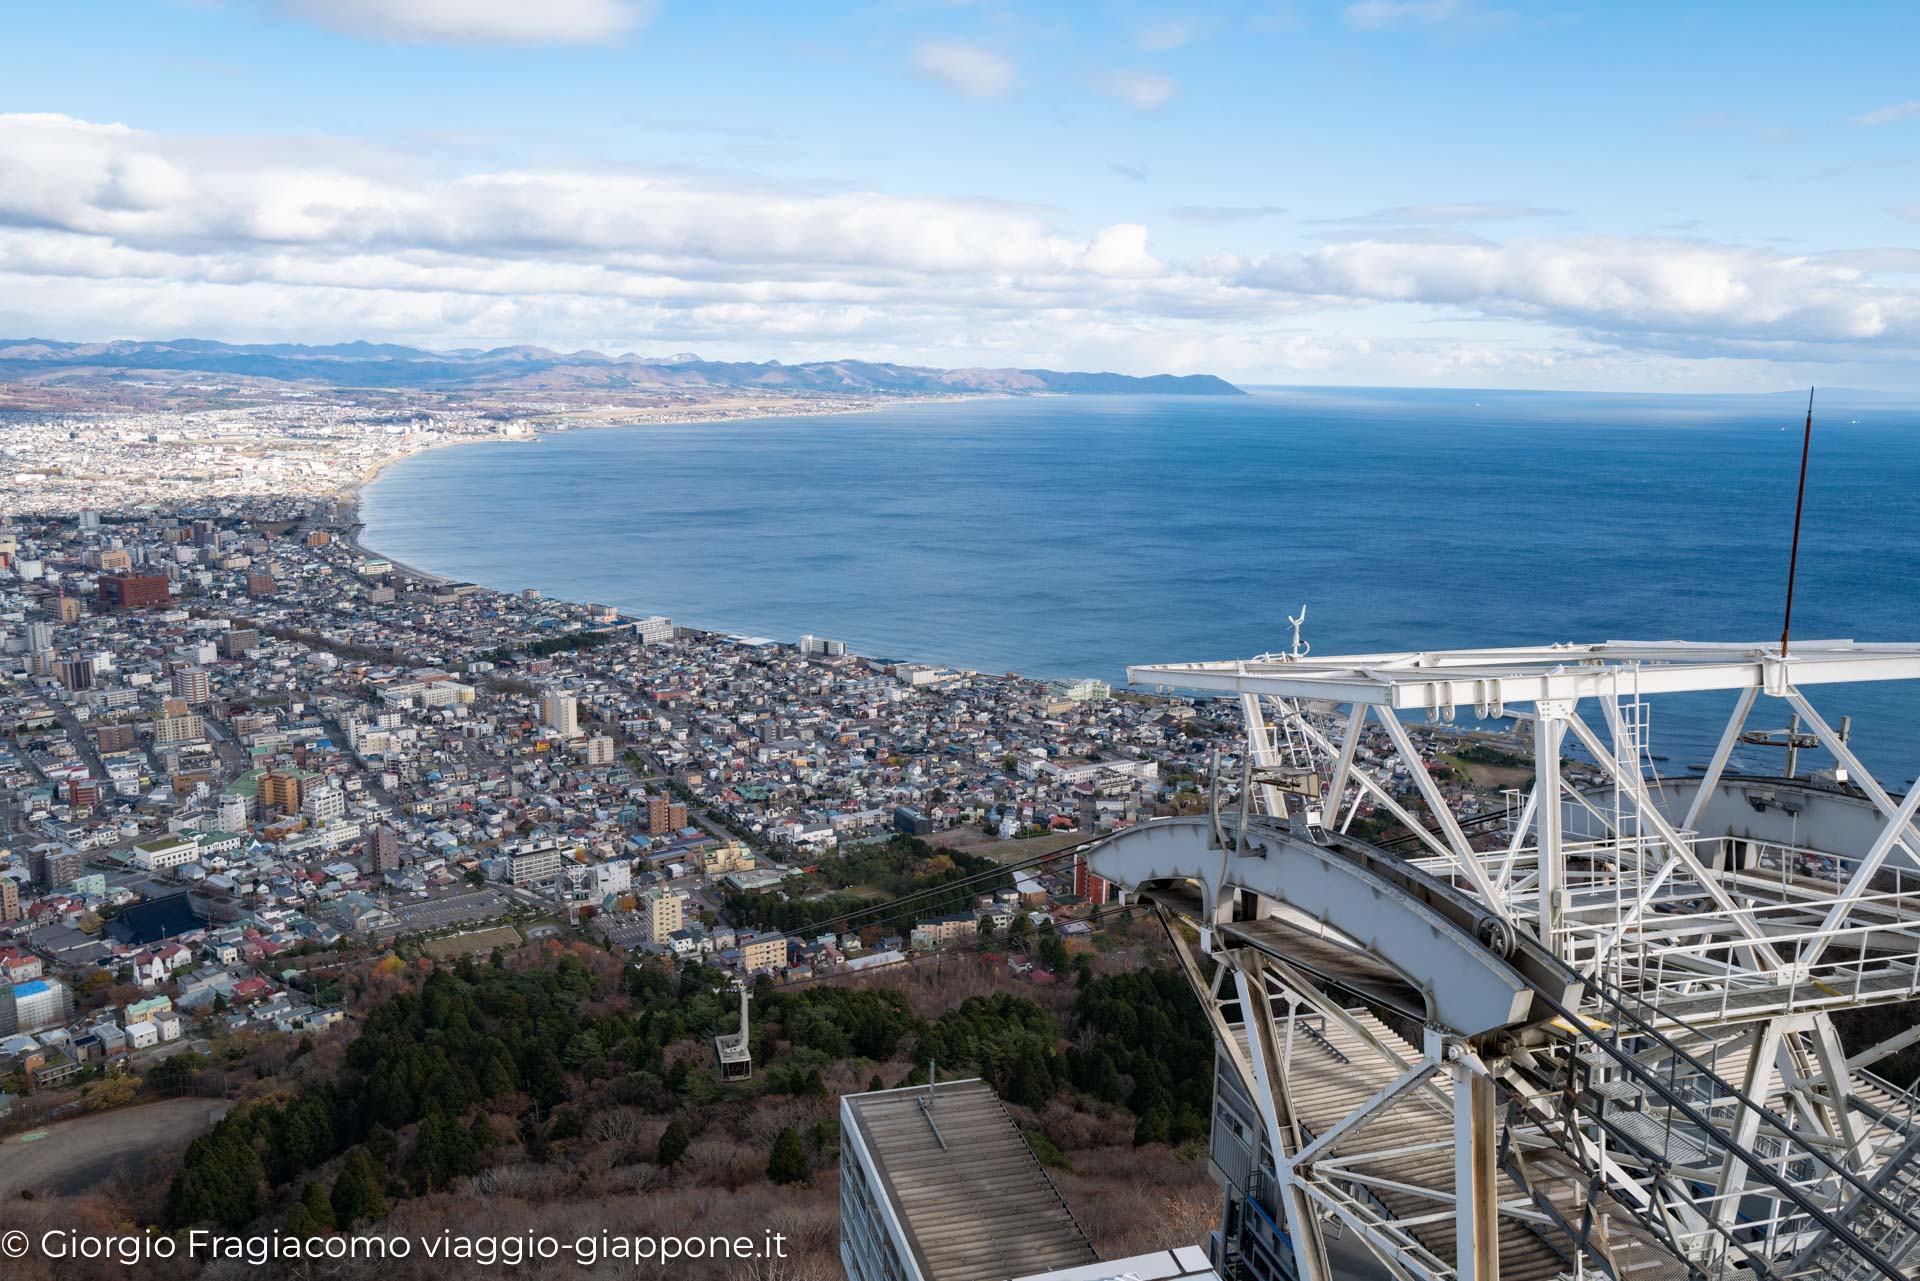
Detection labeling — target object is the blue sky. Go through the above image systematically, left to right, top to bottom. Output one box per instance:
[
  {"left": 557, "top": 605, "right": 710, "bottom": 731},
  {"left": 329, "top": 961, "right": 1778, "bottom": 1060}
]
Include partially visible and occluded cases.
[{"left": 4, "top": 1, "right": 1920, "bottom": 389}]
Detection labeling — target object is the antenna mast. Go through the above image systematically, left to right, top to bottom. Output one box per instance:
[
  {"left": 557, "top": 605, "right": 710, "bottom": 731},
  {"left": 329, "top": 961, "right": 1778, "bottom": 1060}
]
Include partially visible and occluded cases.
[{"left": 1780, "top": 387, "right": 1815, "bottom": 659}]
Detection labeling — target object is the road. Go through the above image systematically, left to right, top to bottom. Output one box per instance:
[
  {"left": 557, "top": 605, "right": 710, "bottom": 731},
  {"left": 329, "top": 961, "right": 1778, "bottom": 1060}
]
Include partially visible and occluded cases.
[{"left": 0, "top": 1098, "right": 232, "bottom": 1197}]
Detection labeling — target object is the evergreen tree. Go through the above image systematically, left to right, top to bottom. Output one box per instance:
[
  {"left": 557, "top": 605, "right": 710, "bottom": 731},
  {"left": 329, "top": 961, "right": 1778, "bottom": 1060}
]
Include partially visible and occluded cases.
[
  {"left": 528, "top": 1047, "right": 568, "bottom": 1109},
  {"left": 1133, "top": 1105, "right": 1171, "bottom": 1147},
  {"left": 469, "top": 1113, "right": 497, "bottom": 1152},
  {"left": 657, "top": 1118, "right": 690, "bottom": 1167},
  {"left": 165, "top": 1125, "right": 264, "bottom": 1229},
  {"left": 767, "top": 1126, "right": 809, "bottom": 1185},
  {"left": 330, "top": 1148, "right": 389, "bottom": 1227},
  {"left": 300, "top": 1179, "right": 336, "bottom": 1233},
  {"left": 283, "top": 1181, "right": 334, "bottom": 1238},
  {"left": 283, "top": 1203, "right": 321, "bottom": 1239}
]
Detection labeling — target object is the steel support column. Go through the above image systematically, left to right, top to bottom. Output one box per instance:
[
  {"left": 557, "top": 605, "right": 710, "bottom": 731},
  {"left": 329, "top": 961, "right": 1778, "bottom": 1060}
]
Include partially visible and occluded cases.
[
  {"left": 1534, "top": 702, "right": 1567, "bottom": 954},
  {"left": 1233, "top": 953, "right": 1333, "bottom": 1281},
  {"left": 1453, "top": 1054, "right": 1500, "bottom": 1281}
]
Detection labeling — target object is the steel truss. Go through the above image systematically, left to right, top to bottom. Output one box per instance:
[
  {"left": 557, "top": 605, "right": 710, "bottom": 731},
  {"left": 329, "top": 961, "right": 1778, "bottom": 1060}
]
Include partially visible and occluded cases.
[{"left": 1094, "top": 640, "right": 1920, "bottom": 1281}]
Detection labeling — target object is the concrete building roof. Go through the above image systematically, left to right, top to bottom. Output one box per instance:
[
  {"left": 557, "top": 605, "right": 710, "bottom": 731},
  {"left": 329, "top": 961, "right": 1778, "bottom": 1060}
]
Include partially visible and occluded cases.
[{"left": 845, "top": 1078, "right": 1094, "bottom": 1281}]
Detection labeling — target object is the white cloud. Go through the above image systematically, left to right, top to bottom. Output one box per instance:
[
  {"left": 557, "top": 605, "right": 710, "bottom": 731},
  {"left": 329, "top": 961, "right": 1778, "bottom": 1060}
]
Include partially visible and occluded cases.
[
  {"left": 274, "top": 0, "right": 654, "bottom": 45},
  {"left": 1344, "top": 0, "right": 1461, "bottom": 29},
  {"left": 1136, "top": 19, "right": 1199, "bottom": 51},
  {"left": 910, "top": 40, "right": 1016, "bottom": 101},
  {"left": 1095, "top": 70, "right": 1179, "bottom": 112},
  {"left": 1856, "top": 100, "right": 1920, "bottom": 126},
  {"left": 6, "top": 113, "right": 1920, "bottom": 386},
  {"left": 1339, "top": 202, "right": 1566, "bottom": 223},
  {"left": 1235, "top": 237, "right": 1917, "bottom": 354}
]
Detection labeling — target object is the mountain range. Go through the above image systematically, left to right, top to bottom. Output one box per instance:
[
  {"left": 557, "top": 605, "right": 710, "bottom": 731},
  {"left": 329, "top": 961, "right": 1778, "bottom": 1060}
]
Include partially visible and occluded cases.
[{"left": 0, "top": 338, "right": 1244, "bottom": 396}]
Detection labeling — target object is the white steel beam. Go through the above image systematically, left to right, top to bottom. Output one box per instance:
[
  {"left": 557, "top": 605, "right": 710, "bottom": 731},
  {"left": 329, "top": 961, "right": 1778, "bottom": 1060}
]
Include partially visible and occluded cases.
[
  {"left": 1131, "top": 648, "right": 1920, "bottom": 710},
  {"left": 1683, "top": 686, "right": 1759, "bottom": 835},
  {"left": 1241, "top": 692, "right": 1286, "bottom": 819},
  {"left": 1785, "top": 693, "right": 1920, "bottom": 854},
  {"left": 1323, "top": 703, "right": 1365, "bottom": 828},
  {"left": 1373, "top": 705, "right": 1508, "bottom": 912},
  {"left": 1535, "top": 705, "right": 1565, "bottom": 953},
  {"left": 1561, "top": 714, "right": 1786, "bottom": 967},
  {"left": 1288, "top": 715, "right": 1457, "bottom": 865},
  {"left": 1799, "top": 778, "right": 1920, "bottom": 972},
  {"left": 1493, "top": 783, "right": 1539, "bottom": 893},
  {"left": 1233, "top": 955, "right": 1333, "bottom": 1281},
  {"left": 1810, "top": 1016, "right": 1871, "bottom": 1172},
  {"left": 1714, "top": 1019, "right": 1786, "bottom": 1228},
  {"left": 1847, "top": 1020, "right": 1920, "bottom": 1071},
  {"left": 1289, "top": 1058, "right": 1439, "bottom": 1170}
]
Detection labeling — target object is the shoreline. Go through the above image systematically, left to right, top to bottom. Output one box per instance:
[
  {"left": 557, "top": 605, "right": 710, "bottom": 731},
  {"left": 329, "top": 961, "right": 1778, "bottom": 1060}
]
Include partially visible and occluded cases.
[{"left": 332, "top": 391, "right": 1002, "bottom": 590}]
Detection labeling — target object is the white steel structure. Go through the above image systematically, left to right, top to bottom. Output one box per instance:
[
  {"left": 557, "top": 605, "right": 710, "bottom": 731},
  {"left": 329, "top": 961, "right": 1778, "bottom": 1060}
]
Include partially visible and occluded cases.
[{"left": 1087, "top": 639, "right": 1920, "bottom": 1281}]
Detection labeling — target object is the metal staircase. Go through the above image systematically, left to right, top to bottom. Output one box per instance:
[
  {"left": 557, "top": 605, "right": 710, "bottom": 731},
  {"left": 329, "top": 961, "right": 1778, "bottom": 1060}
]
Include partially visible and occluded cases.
[
  {"left": 1090, "top": 638, "right": 1920, "bottom": 1281},
  {"left": 1793, "top": 1128, "right": 1920, "bottom": 1281}
]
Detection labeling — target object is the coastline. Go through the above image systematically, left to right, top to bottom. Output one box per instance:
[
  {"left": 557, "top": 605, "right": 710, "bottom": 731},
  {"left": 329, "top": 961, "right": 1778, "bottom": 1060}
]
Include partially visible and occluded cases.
[{"left": 332, "top": 390, "right": 1004, "bottom": 593}]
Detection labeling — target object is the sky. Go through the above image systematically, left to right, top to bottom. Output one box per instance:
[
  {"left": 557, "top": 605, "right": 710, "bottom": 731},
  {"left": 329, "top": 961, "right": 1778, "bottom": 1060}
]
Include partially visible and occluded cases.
[{"left": 4, "top": 1, "right": 1920, "bottom": 390}]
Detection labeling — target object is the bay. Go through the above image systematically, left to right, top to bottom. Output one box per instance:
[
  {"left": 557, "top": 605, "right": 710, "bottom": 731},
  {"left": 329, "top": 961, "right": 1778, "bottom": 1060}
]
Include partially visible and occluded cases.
[{"left": 360, "top": 387, "right": 1920, "bottom": 780}]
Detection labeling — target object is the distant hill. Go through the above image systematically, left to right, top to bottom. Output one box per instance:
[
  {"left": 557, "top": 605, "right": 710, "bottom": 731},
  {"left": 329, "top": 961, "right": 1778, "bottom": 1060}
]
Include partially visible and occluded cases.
[{"left": 0, "top": 338, "right": 1245, "bottom": 396}]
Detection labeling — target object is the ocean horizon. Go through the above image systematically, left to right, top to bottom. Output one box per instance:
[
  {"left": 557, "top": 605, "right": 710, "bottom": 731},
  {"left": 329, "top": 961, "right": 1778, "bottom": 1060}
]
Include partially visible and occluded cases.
[{"left": 360, "top": 386, "right": 1920, "bottom": 780}]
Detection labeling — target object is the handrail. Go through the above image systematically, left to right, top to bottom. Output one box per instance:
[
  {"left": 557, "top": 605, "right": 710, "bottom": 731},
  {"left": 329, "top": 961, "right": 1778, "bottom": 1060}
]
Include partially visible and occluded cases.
[{"left": 1514, "top": 956, "right": 1920, "bottom": 1281}]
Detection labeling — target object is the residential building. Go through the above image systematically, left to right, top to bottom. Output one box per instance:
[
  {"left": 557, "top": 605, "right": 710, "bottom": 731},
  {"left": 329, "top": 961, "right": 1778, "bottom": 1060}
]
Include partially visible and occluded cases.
[
  {"left": 98, "top": 573, "right": 171, "bottom": 610},
  {"left": 171, "top": 665, "right": 212, "bottom": 704},
  {"left": 1045, "top": 677, "right": 1112, "bottom": 702},
  {"left": 541, "top": 689, "right": 580, "bottom": 739},
  {"left": 152, "top": 712, "right": 203, "bottom": 744},
  {"left": 259, "top": 769, "right": 307, "bottom": 817},
  {"left": 302, "top": 784, "right": 346, "bottom": 824},
  {"left": 647, "top": 794, "right": 688, "bottom": 837},
  {"left": 366, "top": 824, "right": 402, "bottom": 874},
  {"left": 133, "top": 833, "right": 199, "bottom": 871},
  {"left": 506, "top": 838, "right": 565, "bottom": 886},
  {"left": 1073, "top": 851, "right": 1110, "bottom": 906},
  {"left": 640, "top": 885, "right": 684, "bottom": 943},
  {"left": 738, "top": 931, "right": 787, "bottom": 973},
  {"left": 2, "top": 979, "right": 70, "bottom": 1035}
]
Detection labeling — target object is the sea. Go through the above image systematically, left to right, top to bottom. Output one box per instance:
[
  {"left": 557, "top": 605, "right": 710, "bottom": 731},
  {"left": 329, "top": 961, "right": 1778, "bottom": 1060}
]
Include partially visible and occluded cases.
[{"left": 359, "top": 387, "right": 1920, "bottom": 783}]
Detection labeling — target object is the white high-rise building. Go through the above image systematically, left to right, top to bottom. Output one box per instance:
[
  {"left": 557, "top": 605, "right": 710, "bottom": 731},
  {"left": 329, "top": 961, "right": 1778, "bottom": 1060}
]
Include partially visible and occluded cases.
[
  {"left": 634, "top": 616, "right": 673, "bottom": 644},
  {"left": 800, "top": 635, "right": 848, "bottom": 658},
  {"left": 171, "top": 665, "right": 212, "bottom": 704},
  {"left": 541, "top": 689, "right": 580, "bottom": 739},
  {"left": 303, "top": 785, "right": 347, "bottom": 825}
]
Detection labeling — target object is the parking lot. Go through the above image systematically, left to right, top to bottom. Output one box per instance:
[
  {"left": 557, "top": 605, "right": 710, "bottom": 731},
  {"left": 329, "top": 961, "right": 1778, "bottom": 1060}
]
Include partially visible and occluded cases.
[{"left": 378, "top": 888, "right": 511, "bottom": 935}]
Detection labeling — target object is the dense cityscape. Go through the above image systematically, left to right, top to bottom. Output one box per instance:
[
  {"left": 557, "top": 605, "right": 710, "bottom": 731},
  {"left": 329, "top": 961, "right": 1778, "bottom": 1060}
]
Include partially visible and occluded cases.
[{"left": 0, "top": 389, "right": 1555, "bottom": 1134}]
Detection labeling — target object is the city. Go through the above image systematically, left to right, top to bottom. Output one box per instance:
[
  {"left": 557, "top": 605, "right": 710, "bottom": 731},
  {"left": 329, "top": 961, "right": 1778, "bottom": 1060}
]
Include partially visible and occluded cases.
[
  {"left": 9, "top": 4, "right": 1920, "bottom": 1280},
  {"left": 1, "top": 440, "right": 1548, "bottom": 1096}
]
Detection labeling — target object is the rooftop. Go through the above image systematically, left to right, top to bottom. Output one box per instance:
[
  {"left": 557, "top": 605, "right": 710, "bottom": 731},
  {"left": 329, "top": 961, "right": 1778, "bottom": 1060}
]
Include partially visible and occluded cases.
[{"left": 844, "top": 1078, "right": 1094, "bottom": 1281}]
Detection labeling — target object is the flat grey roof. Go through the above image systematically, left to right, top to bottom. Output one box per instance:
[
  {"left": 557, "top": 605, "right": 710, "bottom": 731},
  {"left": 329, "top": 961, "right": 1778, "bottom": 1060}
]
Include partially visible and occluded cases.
[{"left": 846, "top": 1078, "right": 1096, "bottom": 1281}]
